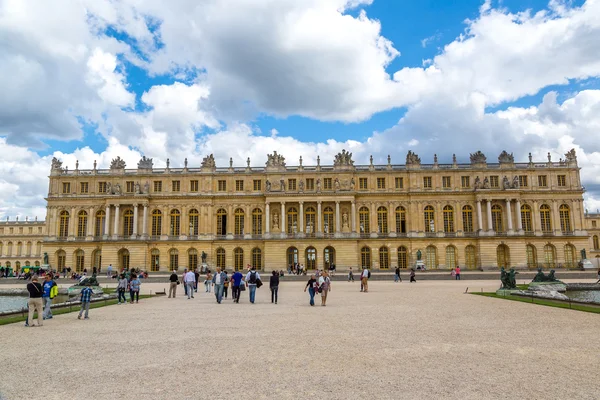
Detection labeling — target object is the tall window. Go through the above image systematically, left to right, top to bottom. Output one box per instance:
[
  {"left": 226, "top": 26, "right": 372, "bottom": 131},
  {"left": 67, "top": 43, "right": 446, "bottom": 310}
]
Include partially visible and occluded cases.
[
  {"left": 519, "top": 175, "right": 528, "bottom": 187},
  {"left": 538, "top": 175, "right": 547, "bottom": 187},
  {"left": 557, "top": 175, "right": 566, "bottom": 187},
  {"left": 423, "top": 176, "right": 432, "bottom": 188},
  {"left": 442, "top": 176, "right": 451, "bottom": 188},
  {"left": 461, "top": 176, "right": 470, "bottom": 188},
  {"left": 490, "top": 176, "right": 499, "bottom": 188},
  {"left": 376, "top": 177, "right": 386, "bottom": 189},
  {"left": 395, "top": 177, "right": 404, "bottom": 189},
  {"left": 306, "top": 178, "right": 314, "bottom": 190},
  {"left": 323, "top": 178, "right": 333, "bottom": 190},
  {"left": 359, "top": 178, "right": 368, "bottom": 190},
  {"left": 288, "top": 179, "right": 296, "bottom": 191},
  {"left": 172, "top": 180, "right": 180, "bottom": 192},
  {"left": 190, "top": 180, "right": 199, "bottom": 192},
  {"left": 218, "top": 180, "right": 226, "bottom": 191},
  {"left": 235, "top": 180, "right": 244, "bottom": 191},
  {"left": 253, "top": 180, "right": 262, "bottom": 191},
  {"left": 126, "top": 181, "right": 134, "bottom": 193},
  {"left": 153, "top": 181, "right": 162, "bottom": 192},
  {"left": 62, "top": 182, "right": 71, "bottom": 193},
  {"left": 80, "top": 182, "right": 89, "bottom": 194},
  {"left": 98, "top": 182, "right": 107, "bottom": 193},
  {"left": 540, "top": 204, "right": 552, "bottom": 233},
  {"left": 559, "top": 204, "right": 571, "bottom": 233},
  {"left": 443, "top": 205, "right": 454, "bottom": 232},
  {"left": 462, "top": 205, "right": 473, "bottom": 233},
  {"left": 491, "top": 205, "right": 503, "bottom": 232},
  {"left": 521, "top": 205, "right": 533, "bottom": 233},
  {"left": 377, "top": 206, "right": 388, "bottom": 234},
  {"left": 395, "top": 206, "right": 406, "bottom": 233},
  {"left": 424, "top": 206, "right": 435, "bottom": 233},
  {"left": 287, "top": 207, "right": 298, "bottom": 234},
  {"left": 305, "top": 207, "right": 316, "bottom": 235},
  {"left": 323, "top": 207, "right": 333, "bottom": 234},
  {"left": 359, "top": 207, "right": 370, "bottom": 235},
  {"left": 216, "top": 208, "right": 227, "bottom": 235},
  {"left": 235, "top": 208, "right": 245, "bottom": 235},
  {"left": 252, "top": 208, "right": 263, "bottom": 235},
  {"left": 151, "top": 209, "right": 162, "bottom": 236},
  {"left": 170, "top": 209, "right": 181, "bottom": 236},
  {"left": 189, "top": 209, "right": 199, "bottom": 235},
  {"left": 95, "top": 210, "right": 105, "bottom": 236},
  {"left": 123, "top": 210, "right": 134, "bottom": 236},
  {"left": 59, "top": 211, "right": 70, "bottom": 238},
  {"left": 77, "top": 211, "right": 88, "bottom": 237},
  {"left": 593, "top": 235, "right": 599, "bottom": 250},
  {"left": 526, "top": 244, "right": 537, "bottom": 268},
  {"left": 543, "top": 244, "right": 556, "bottom": 268},
  {"left": 564, "top": 244, "right": 575, "bottom": 267},
  {"left": 465, "top": 245, "right": 476, "bottom": 269},
  {"left": 497, "top": 245, "right": 509, "bottom": 268},
  {"left": 360, "top": 246, "right": 371, "bottom": 268},
  {"left": 397, "top": 246, "right": 408, "bottom": 269},
  {"left": 425, "top": 246, "right": 437, "bottom": 269},
  {"left": 445, "top": 246, "right": 457, "bottom": 269},
  {"left": 287, "top": 247, "right": 299, "bottom": 266},
  {"left": 306, "top": 247, "right": 316, "bottom": 269},
  {"left": 379, "top": 247, "right": 389, "bottom": 269},
  {"left": 216, "top": 248, "right": 225, "bottom": 269},
  {"left": 234, "top": 248, "right": 244, "bottom": 270},
  {"left": 252, "top": 248, "right": 262, "bottom": 270},
  {"left": 120, "top": 249, "right": 130, "bottom": 269},
  {"left": 151, "top": 249, "right": 160, "bottom": 271},
  {"left": 169, "top": 249, "right": 179, "bottom": 270},
  {"left": 188, "top": 249, "right": 198, "bottom": 270},
  {"left": 57, "top": 250, "right": 66, "bottom": 271},
  {"left": 75, "top": 250, "right": 85, "bottom": 272},
  {"left": 92, "top": 250, "right": 102, "bottom": 270}
]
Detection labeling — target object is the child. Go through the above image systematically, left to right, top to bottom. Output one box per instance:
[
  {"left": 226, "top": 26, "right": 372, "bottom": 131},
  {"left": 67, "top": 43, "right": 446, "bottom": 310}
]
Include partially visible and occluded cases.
[
  {"left": 348, "top": 267, "right": 354, "bottom": 282},
  {"left": 78, "top": 282, "right": 93, "bottom": 320}
]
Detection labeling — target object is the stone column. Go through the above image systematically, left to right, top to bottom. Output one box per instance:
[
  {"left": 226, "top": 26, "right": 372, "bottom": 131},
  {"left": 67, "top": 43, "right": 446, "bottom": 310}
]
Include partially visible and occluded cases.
[
  {"left": 505, "top": 199, "right": 513, "bottom": 234},
  {"left": 486, "top": 200, "right": 493, "bottom": 233},
  {"left": 515, "top": 200, "right": 523, "bottom": 233},
  {"left": 552, "top": 200, "right": 562, "bottom": 235},
  {"left": 299, "top": 201, "right": 304, "bottom": 234},
  {"left": 317, "top": 201, "right": 322, "bottom": 235},
  {"left": 335, "top": 201, "right": 340, "bottom": 234},
  {"left": 351, "top": 201, "right": 356, "bottom": 233},
  {"left": 455, "top": 201, "right": 463, "bottom": 234},
  {"left": 532, "top": 201, "right": 541, "bottom": 235},
  {"left": 281, "top": 202, "right": 286, "bottom": 237},
  {"left": 370, "top": 202, "right": 377, "bottom": 237},
  {"left": 132, "top": 203, "right": 139, "bottom": 238},
  {"left": 265, "top": 203, "right": 270, "bottom": 234},
  {"left": 113, "top": 204, "right": 120, "bottom": 238},
  {"left": 142, "top": 204, "right": 148, "bottom": 237},
  {"left": 227, "top": 204, "right": 233, "bottom": 236},
  {"left": 245, "top": 204, "right": 251, "bottom": 237},
  {"left": 104, "top": 205, "right": 110, "bottom": 238},
  {"left": 162, "top": 205, "right": 169, "bottom": 236},
  {"left": 70, "top": 207, "right": 76, "bottom": 238},
  {"left": 87, "top": 207, "right": 94, "bottom": 237}
]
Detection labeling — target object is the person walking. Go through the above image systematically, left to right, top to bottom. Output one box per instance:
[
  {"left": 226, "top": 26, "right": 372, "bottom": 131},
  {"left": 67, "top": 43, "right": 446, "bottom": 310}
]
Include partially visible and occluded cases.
[
  {"left": 107, "top": 264, "right": 113, "bottom": 278},
  {"left": 455, "top": 265, "right": 461, "bottom": 280},
  {"left": 394, "top": 266, "right": 401, "bottom": 283},
  {"left": 212, "top": 267, "right": 227, "bottom": 304},
  {"left": 246, "top": 267, "right": 261, "bottom": 304},
  {"left": 348, "top": 267, "right": 354, "bottom": 282},
  {"left": 361, "top": 267, "right": 370, "bottom": 293},
  {"left": 184, "top": 268, "right": 196, "bottom": 299},
  {"left": 194, "top": 268, "right": 200, "bottom": 293},
  {"left": 410, "top": 268, "right": 417, "bottom": 283},
  {"left": 231, "top": 269, "right": 244, "bottom": 303},
  {"left": 168, "top": 270, "right": 179, "bottom": 298},
  {"left": 270, "top": 270, "right": 279, "bottom": 304},
  {"left": 204, "top": 271, "right": 213, "bottom": 293},
  {"left": 223, "top": 271, "right": 229, "bottom": 299},
  {"left": 319, "top": 271, "right": 331, "bottom": 306},
  {"left": 117, "top": 274, "right": 128, "bottom": 304},
  {"left": 129, "top": 274, "right": 141, "bottom": 303},
  {"left": 304, "top": 274, "right": 317, "bottom": 306},
  {"left": 42, "top": 275, "right": 56, "bottom": 320},
  {"left": 26, "top": 276, "right": 44, "bottom": 327},
  {"left": 77, "top": 282, "right": 93, "bottom": 320}
]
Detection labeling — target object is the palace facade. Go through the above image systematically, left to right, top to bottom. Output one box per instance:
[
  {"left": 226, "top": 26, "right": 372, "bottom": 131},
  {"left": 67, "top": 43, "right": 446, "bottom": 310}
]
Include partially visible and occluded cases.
[
  {"left": 27, "top": 149, "right": 593, "bottom": 272},
  {"left": 0, "top": 219, "right": 46, "bottom": 270}
]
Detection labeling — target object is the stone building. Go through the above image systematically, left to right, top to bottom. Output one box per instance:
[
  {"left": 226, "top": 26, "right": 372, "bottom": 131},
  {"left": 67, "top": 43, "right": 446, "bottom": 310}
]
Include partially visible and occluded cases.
[
  {"left": 39, "top": 149, "right": 589, "bottom": 272},
  {"left": 585, "top": 211, "right": 600, "bottom": 268},
  {"left": 0, "top": 218, "right": 46, "bottom": 271}
]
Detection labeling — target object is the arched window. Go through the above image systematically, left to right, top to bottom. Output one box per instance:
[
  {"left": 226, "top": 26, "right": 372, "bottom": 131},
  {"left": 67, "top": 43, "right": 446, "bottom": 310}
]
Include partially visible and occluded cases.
[
  {"left": 540, "top": 204, "right": 552, "bottom": 233},
  {"left": 559, "top": 204, "right": 571, "bottom": 233},
  {"left": 443, "top": 205, "right": 454, "bottom": 233},
  {"left": 491, "top": 205, "right": 503, "bottom": 232},
  {"left": 521, "top": 205, "right": 532, "bottom": 233},
  {"left": 377, "top": 206, "right": 388, "bottom": 234},
  {"left": 395, "top": 206, "right": 406, "bottom": 233},
  {"left": 424, "top": 206, "right": 435, "bottom": 233},
  {"left": 462, "top": 206, "right": 473, "bottom": 233},
  {"left": 287, "top": 207, "right": 299, "bottom": 234},
  {"left": 305, "top": 207, "right": 316, "bottom": 235},
  {"left": 323, "top": 207, "right": 333, "bottom": 234},
  {"left": 359, "top": 207, "right": 370, "bottom": 235},
  {"left": 216, "top": 208, "right": 227, "bottom": 236},
  {"left": 234, "top": 208, "right": 245, "bottom": 235},
  {"left": 252, "top": 208, "right": 263, "bottom": 235},
  {"left": 151, "top": 209, "right": 162, "bottom": 236},
  {"left": 170, "top": 209, "right": 181, "bottom": 236},
  {"left": 188, "top": 209, "right": 199, "bottom": 236},
  {"left": 95, "top": 210, "right": 105, "bottom": 237},
  {"left": 123, "top": 210, "right": 134, "bottom": 236},
  {"left": 59, "top": 211, "right": 69, "bottom": 238},
  {"left": 77, "top": 211, "right": 88, "bottom": 237},
  {"left": 594, "top": 235, "right": 599, "bottom": 250},
  {"left": 36, "top": 241, "right": 42, "bottom": 256},
  {"left": 0, "top": 242, "right": 3, "bottom": 256},
  {"left": 6, "top": 242, "right": 12, "bottom": 256},
  {"left": 16, "top": 242, "right": 22, "bottom": 256},
  {"left": 25, "top": 242, "right": 32, "bottom": 256},
  {"left": 497, "top": 244, "right": 510, "bottom": 268},
  {"left": 526, "top": 244, "right": 537, "bottom": 268},
  {"left": 543, "top": 244, "right": 556, "bottom": 268},
  {"left": 564, "top": 244, "right": 576, "bottom": 267},
  {"left": 465, "top": 245, "right": 476, "bottom": 269},
  {"left": 324, "top": 246, "right": 335, "bottom": 269},
  {"left": 360, "top": 246, "right": 371, "bottom": 269},
  {"left": 379, "top": 246, "right": 389, "bottom": 269},
  {"left": 397, "top": 246, "right": 408, "bottom": 269},
  {"left": 425, "top": 246, "right": 437, "bottom": 269},
  {"left": 445, "top": 246, "right": 457, "bottom": 269},
  {"left": 287, "top": 247, "right": 298, "bottom": 266},
  {"left": 306, "top": 247, "right": 316, "bottom": 269},
  {"left": 119, "top": 248, "right": 130, "bottom": 270},
  {"left": 169, "top": 248, "right": 179, "bottom": 270},
  {"left": 188, "top": 248, "right": 198, "bottom": 270},
  {"left": 216, "top": 248, "right": 225, "bottom": 269},
  {"left": 234, "top": 248, "right": 244, "bottom": 270},
  {"left": 252, "top": 248, "right": 262, "bottom": 270},
  {"left": 75, "top": 249, "right": 85, "bottom": 272},
  {"left": 92, "top": 249, "right": 102, "bottom": 270},
  {"left": 150, "top": 249, "right": 160, "bottom": 271},
  {"left": 56, "top": 250, "right": 66, "bottom": 271},
  {"left": 15, "top": 261, "right": 20, "bottom": 270},
  {"left": 25, "top": 261, "right": 31, "bottom": 267},
  {"left": 34, "top": 261, "right": 40, "bottom": 267}
]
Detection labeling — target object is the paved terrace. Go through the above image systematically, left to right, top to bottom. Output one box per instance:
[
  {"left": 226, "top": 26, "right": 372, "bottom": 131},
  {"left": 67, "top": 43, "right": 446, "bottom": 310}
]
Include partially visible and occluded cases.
[{"left": 1, "top": 280, "right": 599, "bottom": 400}]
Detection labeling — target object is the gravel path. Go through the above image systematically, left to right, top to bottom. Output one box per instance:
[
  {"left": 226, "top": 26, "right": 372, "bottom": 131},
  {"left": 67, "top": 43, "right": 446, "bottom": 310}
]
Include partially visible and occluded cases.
[{"left": 1, "top": 280, "right": 598, "bottom": 400}]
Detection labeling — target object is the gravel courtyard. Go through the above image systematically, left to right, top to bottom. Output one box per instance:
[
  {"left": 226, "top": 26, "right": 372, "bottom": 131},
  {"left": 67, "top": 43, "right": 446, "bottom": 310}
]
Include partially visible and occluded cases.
[{"left": 1, "top": 280, "right": 598, "bottom": 400}]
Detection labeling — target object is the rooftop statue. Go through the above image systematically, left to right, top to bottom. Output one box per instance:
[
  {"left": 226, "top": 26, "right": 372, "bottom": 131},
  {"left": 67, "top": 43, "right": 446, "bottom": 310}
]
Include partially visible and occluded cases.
[
  {"left": 565, "top": 148, "right": 577, "bottom": 162},
  {"left": 333, "top": 149, "right": 354, "bottom": 167},
  {"left": 406, "top": 150, "right": 421, "bottom": 165},
  {"left": 498, "top": 150, "right": 514, "bottom": 163},
  {"left": 266, "top": 151, "right": 286, "bottom": 169},
  {"left": 470, "top": 151, "right": 487, "bottom": 164},
  {"left": 201, "top": 154, "right": 216, "bottom": 170},
  {"left": 110, "top": 156, "right": 126, "bottom": 169},
  {"left": 137, "top": 156, "right": 153, "bottom": 169},
  {"left": 51, "top": 157, "right": 63, "bottom": 171},
  {"left": 474, "top": 176, "right": 481, "bottom": 189},
  {"left": 502, "top": 176, "right": 511, "bottom": 189},
  {"left": 512, "top": 176, "right": 519, "bottom": 189}
]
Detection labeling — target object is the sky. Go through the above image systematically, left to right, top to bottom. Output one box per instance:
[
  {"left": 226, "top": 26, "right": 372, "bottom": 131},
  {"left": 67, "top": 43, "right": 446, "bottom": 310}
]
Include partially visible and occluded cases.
[{"left": 1, "top": 0, "right": 600, "bottom": 219}]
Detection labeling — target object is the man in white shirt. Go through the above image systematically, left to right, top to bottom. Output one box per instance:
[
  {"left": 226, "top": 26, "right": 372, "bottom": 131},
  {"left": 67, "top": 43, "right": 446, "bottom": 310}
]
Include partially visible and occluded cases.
[
  {"left": 107, "top": 264, "right": 113, "bottom": 278},
  {"left": 212, "top": 267, "right": 226, "bottom": 304},
  {"left": 245, "top": 267, "right": 261, "bottom": 303},
  {"left": 361, "top": 267, "right": 370, "bottom": 293},
  {"left": 184, "top": 269, "right": 196, "bottom": 299}
]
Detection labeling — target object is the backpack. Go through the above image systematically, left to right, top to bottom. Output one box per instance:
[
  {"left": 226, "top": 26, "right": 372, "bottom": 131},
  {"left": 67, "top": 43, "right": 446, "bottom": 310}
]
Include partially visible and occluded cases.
[
  {"left": 367, "top": 270, "right": 371, "bottom": 278},
  {"left": 249, "top": 271, "right": 257, "bottom": 284},
  {"left": 49, "top": 282, "right": 58, "bottom": 299}
]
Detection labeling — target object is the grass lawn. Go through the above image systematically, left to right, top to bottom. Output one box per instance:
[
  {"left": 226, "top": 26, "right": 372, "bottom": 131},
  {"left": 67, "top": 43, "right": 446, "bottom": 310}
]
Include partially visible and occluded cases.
[{"left": 472, "top": 292, "right": 600, "bottom": 314}]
